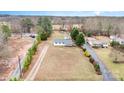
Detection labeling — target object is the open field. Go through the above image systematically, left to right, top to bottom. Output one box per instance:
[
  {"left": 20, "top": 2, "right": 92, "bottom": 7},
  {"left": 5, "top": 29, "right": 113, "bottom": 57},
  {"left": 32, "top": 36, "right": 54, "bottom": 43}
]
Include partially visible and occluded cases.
[
  {"left": 35, "top": 31, "right": 102, "bottom": 80},
  {"left": 0, "top": 35, "right": 34, "bottom": 80},
  {"left": 94, "top": 47, "right": 124, "bottom": 80}
]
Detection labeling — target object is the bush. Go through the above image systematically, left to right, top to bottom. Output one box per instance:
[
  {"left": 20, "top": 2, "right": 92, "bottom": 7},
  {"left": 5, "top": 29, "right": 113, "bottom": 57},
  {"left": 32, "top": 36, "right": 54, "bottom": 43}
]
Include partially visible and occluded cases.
[
  {"left": 22, "top": 31, "right": 43, "bottom": 73},
  {"left": 39, "top": 32, "right": 48, "bottom": 40},
  {"left": 86, "top": 32, "right": 92, "bottom": 37},
  {"left": 36, "top": 35, "right": 41, "bottom": 44},
  {"left": 23, "top": 41, "right": 38, "bottom": 72},
  {"left": 110, "top": 41, "right": 120, "bottom": 47},
  {"left": 31, "top": 43, "right": 37, "bottom": 55},
  {"left": 120, "top": 44, "right": 124, "bottom": 49},
  {"left": 92, "top": 46, "right": 100, "bottom": 48},
  {"left": 83, "top": 48, "right": 86, "bottom": 52},
  {"left": 84, "top": 51, "right": 91, "bottom": 57},
  {"left": 23, "top": 56, "right": 30, "bottom": 72},
  {"left": 89, "top": 57, "right": 94, "bottom": 64},
  {"left": 94, "top": 64, "right": 100, "bottom": 71},
  {"left": 94, "top": 64, "right": 101, "bottom": 75},
  {"left": 9, "top": 77, "right": 18, "bottom": 81},
  {"left": 13, "top": 77, "right": 17, "bottom": 81},
  {"left": 120, "top": 77, "right": 124, "bottom": 81}
]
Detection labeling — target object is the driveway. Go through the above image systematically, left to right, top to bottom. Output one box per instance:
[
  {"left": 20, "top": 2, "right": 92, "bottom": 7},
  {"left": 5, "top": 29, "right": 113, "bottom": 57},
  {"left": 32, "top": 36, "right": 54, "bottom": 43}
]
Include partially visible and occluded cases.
[{"left": 83, "top": 43, "right": 116, "bottom": 81}]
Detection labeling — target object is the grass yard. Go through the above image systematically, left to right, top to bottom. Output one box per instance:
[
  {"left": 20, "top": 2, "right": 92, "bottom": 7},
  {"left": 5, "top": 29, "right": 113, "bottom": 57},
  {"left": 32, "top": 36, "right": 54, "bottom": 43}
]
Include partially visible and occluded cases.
[
  {"left": 34, "top": 31, "right": 102, "bottom": 80},
  {"left": 94, "top": 47, "right": 124, "bottom": 80}
]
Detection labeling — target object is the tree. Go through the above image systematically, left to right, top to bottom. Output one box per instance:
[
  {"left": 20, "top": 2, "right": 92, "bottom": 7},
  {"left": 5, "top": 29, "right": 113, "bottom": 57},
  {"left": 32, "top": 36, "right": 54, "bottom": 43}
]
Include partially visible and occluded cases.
[
  {"left": 37, "top": 17, "right": 52, "bottom": 37},
  {"left": 21, "top": 18, "right": 33, "bottom": 33},
  {"left": 97, "top": 21, "right": 102, "bottom": 35},
  {"left": 106, "top": 24, "right": 113, "bottom": 37},
  {"left": 1, "top": 25, "right": 11, "bottom": 41},
  {"left": 37, "top": 25, "right": 47, "bottom": 40},
  {"left": 113, "top": 26, "right": 121, "bottom": 62},
  {"left": 114, "top": 26, "right": 121, "bottom": 37},
  {"left": 70, "top": 27, "right": 79, "bottom": 40},
  {"left": 0, "top": 31, "right": 10, "bottom": 59},
  {"left": 0, "top": 31, "right": 5, "bottom": 49},
  {"left": 86, "top": 32, "right": 92, "bottom": 37},
  {"left": 76, "top": 33, "right": 85, "bottom": 46}
]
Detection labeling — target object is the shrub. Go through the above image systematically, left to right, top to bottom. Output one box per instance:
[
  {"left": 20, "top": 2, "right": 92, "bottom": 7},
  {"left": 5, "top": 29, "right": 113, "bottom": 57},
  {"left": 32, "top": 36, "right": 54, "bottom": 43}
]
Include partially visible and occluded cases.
[
  {"left": 39, "top": 32, "right": 48, "bottom": 40},
  {"left": 86, "top": 32, "right": 92, "bottom": 37},
  {"left": 22, "top": 34, "right": 41, "bottom": 73},
  {"left": 36, "top": 35, "right": 41, "bottom": 44},
  {"left": 110, "top": 41, "right": 120, "bottom": 47},
  {"left": 31, "top": 43, "right": 37, "bottom": 55},
  {"left": 120, "top": 44, "right": 124, "bottom": 49},
  {"left": 92, "top": 46, "right": 100, "bottom": 48},
  {"left": 83, "top": 48, "right": 86, "bottom": 52},
  {"left": 84, "top": 51, "right": 91, "bottom": 57},
  {"left": 23, "top": 57, "right": 30, "bottom": 72},
  {"left": 89, "top": 57, "right": 94, "bottom": 64},
  {"left": 94, "top": 64, "right": 100, "bottom": 71},
  {"left": 9, "top": 77, "right": 18, "bottom": 81},
  {"left": 13, "top": 77, "right": 17, "bottom": 81},
  {"left": 120, "top": 77, "right": 124, "bottom": 81}
]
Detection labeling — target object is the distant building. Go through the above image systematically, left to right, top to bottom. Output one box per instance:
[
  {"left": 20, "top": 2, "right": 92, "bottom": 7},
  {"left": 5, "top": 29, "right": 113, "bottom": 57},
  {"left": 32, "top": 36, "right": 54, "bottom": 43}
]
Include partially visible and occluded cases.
[
  {"left": 110, "top": 35, "right": 124, "bottom": 45},
  {"left": 86, "top": 37, "right": 109, "bottom": 48},
  {"left": 53, "top": 39, "right": 74, "bottom": 46}
]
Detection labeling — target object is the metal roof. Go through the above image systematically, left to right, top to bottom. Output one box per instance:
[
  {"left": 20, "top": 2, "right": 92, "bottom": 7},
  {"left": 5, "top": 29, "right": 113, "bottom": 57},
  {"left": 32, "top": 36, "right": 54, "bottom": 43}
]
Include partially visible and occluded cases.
[{"left": 53, "top": 39, "right": 74, "bottom": 45}]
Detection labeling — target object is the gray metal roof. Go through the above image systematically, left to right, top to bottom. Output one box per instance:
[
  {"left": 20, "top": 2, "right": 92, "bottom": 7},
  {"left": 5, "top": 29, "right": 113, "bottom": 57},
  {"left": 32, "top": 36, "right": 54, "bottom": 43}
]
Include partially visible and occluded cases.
[{"left": 53, "top": 39, "right": 74, "bottom": 45}]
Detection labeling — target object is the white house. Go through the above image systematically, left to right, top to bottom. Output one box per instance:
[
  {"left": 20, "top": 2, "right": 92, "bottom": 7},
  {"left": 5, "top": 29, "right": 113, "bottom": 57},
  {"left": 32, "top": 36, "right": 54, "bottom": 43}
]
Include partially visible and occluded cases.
[{"left": 53, "top": 39, "right": 74, "bottom": 46}]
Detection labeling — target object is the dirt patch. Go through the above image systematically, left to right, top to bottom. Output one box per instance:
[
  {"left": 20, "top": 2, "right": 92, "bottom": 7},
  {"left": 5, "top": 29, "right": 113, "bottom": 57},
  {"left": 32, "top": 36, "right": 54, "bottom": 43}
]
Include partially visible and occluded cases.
[{"left": 0, "top": 35, "right": 34, "bottom": 80}]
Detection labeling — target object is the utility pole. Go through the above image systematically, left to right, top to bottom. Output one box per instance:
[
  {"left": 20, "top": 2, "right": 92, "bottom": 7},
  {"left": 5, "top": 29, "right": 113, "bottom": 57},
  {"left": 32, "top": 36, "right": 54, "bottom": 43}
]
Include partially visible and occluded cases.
[{"left": 18, "top": 55, "right": 22, "bottom": 78}]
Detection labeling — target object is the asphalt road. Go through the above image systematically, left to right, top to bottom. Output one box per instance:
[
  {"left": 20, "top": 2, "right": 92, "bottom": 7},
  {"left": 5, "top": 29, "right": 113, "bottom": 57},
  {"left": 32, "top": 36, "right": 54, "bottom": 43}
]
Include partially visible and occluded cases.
[{"left": 83, "top": 43, "right": 116, "bottom": 81}]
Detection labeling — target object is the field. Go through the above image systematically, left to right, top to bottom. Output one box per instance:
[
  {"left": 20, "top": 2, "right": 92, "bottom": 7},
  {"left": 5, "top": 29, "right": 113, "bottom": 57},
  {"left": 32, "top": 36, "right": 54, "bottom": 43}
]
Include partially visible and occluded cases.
[
  {"left": 34, "top": 31, "right": 102, "bottom": 80},
  {"left": 0, "top": 34, "right": 34, "bottom": 80},
  {"left": 94, "top": 47, "right": 124, "bottom": 80}
]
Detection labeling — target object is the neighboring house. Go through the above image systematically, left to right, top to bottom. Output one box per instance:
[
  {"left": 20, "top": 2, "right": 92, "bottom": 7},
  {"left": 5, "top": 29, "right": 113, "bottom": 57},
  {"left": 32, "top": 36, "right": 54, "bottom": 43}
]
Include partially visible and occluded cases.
[
  {"left": 110, "top": 35, "right": 124, "bottom": 45},
  {"left": 86, "top": 37, "right": 109, "bottom": 48},
  {"left": 116, "top": 38, "right": 124, "bottom": 45},
  {"left": 53, "top": 39, "right": 74, "bottom": 46}
]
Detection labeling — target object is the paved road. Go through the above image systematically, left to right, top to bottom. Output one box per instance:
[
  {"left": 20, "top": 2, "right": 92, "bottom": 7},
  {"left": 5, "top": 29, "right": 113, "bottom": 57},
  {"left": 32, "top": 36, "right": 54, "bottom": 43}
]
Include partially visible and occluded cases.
[
  {"left": 83, "top": 43, "right": 116, "bottom": 81},
  {"left": 25, "top": 45, "right": 49, "bottom": 81}
]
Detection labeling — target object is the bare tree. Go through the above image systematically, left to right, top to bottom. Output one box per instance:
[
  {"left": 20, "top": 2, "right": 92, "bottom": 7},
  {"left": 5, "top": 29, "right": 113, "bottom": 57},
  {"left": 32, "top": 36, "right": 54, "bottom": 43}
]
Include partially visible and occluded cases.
[
  {"left": 97, "top": 21, "right": 102, "bottom": 35},
  {"left": 106, "top": 24, "right": 113, "bottom": 37},
  {"left": 112, "top": 26, "right": 120, "bottom": 62},
  {"left": 0, "top": 31, "right": 9, "bottom": 59}
]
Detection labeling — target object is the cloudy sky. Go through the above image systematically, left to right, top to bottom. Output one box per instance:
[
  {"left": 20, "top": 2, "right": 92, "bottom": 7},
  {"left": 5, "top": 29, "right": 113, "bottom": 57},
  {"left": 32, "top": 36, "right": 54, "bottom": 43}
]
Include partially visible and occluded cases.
[{"left": 0, "top": 11, "right": 124, "bottom": 16}]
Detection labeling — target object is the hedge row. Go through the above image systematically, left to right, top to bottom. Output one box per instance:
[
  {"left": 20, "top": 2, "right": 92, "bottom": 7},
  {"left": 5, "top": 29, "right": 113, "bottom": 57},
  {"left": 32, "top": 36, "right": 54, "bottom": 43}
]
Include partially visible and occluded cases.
[
  {"left": 22, "top": 35, "right": 41, "bottom": 73},
  {"left": 82, "top": 47, "right": 102, "bottom": 75},
  {"left": 9, "top": 77, "right": 18, "bottom": 81}
]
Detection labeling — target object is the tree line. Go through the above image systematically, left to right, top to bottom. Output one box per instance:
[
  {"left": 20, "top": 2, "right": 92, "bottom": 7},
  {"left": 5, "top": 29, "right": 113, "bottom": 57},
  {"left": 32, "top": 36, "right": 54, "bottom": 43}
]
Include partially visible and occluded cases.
[{"left": 0, "top": 17, "right": 52, "bottom": 59}]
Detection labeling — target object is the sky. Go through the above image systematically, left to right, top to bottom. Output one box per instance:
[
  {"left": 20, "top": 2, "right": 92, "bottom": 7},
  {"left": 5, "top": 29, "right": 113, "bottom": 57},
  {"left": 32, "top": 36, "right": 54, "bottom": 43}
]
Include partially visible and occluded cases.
[{"left": 0, "top": 11, "right": 124, "bottom": 16}]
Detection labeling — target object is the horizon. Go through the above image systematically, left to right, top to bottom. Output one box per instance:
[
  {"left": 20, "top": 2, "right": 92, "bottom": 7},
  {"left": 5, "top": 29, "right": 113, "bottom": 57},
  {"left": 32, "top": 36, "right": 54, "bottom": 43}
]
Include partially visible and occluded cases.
[{"left": 0, "top": 11, "right": 124, "bottom": 17}]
